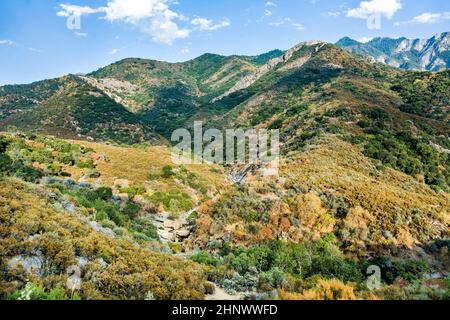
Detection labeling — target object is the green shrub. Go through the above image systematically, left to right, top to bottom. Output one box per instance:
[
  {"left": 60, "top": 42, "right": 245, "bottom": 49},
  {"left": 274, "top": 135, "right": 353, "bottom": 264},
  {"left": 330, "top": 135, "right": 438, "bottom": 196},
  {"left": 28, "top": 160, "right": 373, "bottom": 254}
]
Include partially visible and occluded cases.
[
  {"left": 76, "top": 158, "right": 95, "bottom": 169},
  {"left": 47, "top": 163, "right": 62, "bottom": 175},
  {"left": 162, "top": 165, "right": 175, "bottom": 178},
  {"left": 120, "top": 186, "right": 145, "bottom": 199},
  {"left": 96, "top": 187, "right": 113, "bottom": 201},
  {"left": 150, "top": 188, "right": 193, "bottom": 213},
  {"left": 123, "top": 202, "right": 140, "bottom": 218},
  {"left": 95, "top": 210, "right": 109, "bottom": 222},
  {"left": 131, "top": 217, "right": 159, "bottom": 240},
  {"left": 219, "top": 239, "right": 364, "bottom": 292},
  {"left": 190, "top": 251, "right": 220, "bottom": 267},
  {"left": 6, "top": 283, "right": 79, "bottom": 301}
]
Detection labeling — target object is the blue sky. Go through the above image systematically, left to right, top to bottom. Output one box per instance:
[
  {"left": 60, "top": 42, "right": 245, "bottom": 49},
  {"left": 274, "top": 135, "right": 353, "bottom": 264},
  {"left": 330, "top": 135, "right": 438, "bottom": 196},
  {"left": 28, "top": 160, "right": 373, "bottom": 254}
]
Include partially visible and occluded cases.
[{"left": 0, "top": 0, "right": 449, "bottom": 85}]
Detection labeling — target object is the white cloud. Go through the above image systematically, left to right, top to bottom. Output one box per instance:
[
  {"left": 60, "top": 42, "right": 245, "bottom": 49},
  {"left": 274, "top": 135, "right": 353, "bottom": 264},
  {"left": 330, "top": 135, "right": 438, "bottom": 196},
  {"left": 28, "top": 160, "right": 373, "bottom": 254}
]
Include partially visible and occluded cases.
[
  {"left": 57, "top": 0, "right": 228, "bottom": 45},
  {"left": 103, "top": 0, "right": 190, "bottom": 44},
  {"left": 103, "top": 0, "right": 170, "bottom": 22},
  {"left": 347, "top": 0, "right": 402, "bottom": 19},
  {"left": 265, "top": 1, "right": 277, "bottom": 7},
  {"left": 57, "top": 4, "right": 104, "bottom": 17},
  {"left": 327, "top": 11, "right": 341, "bottom": 17},
  {"left": 395, "top": 12, "right": 450, "bottom": 25},
  {"left": 412, "top": 12, "right": 443, "bottom": 24},
  {"left": 190, "top": 17, "right": 231, "bottom": 31},
  {"left": 269, "top": 18, "right": 291, "bottom": 27},
  {"left": 0, "top": 40, "right": 15, "bottom": 46},
  {"left": 28, "top": 47, "right": 43, "bottom": 53},
  {"left": 109, "top": 48, "right": 119, "bottom": 55}
]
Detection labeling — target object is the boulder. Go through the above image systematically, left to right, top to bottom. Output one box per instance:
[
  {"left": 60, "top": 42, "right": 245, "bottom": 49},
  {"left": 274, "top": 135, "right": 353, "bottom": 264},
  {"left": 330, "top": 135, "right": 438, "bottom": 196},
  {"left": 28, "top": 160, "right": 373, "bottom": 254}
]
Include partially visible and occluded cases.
[
  {"left": 164, "top": 220, "right": 183, "bottom": 231},
  {"left": 176, "top": 229, "right": 191, "bottom": 239},
  {"left": 7, "top": 253, "right": 45, "bottom": 276}
]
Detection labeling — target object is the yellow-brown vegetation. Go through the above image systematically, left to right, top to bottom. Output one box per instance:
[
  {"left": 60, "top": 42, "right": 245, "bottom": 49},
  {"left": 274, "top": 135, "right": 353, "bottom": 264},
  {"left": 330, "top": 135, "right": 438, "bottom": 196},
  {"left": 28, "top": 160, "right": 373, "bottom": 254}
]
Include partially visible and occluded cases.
[{"left": 0, "top": 179, "right": 208, "bottom": 300}]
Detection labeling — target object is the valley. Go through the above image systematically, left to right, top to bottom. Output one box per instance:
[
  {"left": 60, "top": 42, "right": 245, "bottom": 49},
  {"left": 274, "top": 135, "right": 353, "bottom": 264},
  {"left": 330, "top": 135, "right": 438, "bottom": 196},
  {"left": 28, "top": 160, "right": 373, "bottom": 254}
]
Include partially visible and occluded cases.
[{"left": 0, "top": 38, "right": 449, "bottom": 300}]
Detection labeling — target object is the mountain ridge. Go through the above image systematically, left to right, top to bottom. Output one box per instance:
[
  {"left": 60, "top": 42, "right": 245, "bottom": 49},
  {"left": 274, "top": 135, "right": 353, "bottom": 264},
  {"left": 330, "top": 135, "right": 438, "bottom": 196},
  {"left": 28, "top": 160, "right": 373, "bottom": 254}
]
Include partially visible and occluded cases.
[{"left": 337, "top": 32, "right": 450, "bottom": 71}]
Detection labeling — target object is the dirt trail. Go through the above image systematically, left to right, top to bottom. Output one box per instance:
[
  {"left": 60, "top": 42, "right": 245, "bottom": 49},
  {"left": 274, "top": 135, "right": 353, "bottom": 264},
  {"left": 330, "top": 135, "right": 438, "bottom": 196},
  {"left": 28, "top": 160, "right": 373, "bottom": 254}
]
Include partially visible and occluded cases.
[{"left": 205, "top": 287, "right": 243, "bottom": 301}]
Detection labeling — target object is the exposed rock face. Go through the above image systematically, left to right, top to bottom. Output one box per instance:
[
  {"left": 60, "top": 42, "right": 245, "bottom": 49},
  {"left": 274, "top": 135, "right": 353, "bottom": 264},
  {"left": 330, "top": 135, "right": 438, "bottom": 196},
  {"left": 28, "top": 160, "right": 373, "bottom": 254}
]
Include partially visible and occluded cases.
[
  {"left": 337, "top": 32, "right": 450, "bottom": 71},
  {"left": 212, "top": 41, "right": 322, "bottom": 102},
  {"left": 80, "top": 76, "right": 138, "bottom": 109},
  {"left": 151, "top": 208, "right": 197, "bottom": 244}
]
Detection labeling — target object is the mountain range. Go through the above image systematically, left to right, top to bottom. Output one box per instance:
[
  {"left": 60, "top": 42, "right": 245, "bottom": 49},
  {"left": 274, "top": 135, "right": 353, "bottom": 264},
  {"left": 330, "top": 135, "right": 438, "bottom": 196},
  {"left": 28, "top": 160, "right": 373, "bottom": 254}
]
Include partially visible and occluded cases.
[
  {"left": 337, "top": 32, "right": 450, "bottom": 71},
  {"left": 0, "top": 36, "right": 449, "bottom": 300}
]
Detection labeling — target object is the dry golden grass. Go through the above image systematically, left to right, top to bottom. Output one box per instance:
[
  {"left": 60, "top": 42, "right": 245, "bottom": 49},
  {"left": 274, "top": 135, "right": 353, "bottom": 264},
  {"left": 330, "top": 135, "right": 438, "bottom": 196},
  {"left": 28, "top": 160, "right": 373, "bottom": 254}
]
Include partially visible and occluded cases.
[
  {"left": 283, "top": 135, "right": 449, "bottom": 246},
  {"left": 65, "top": 141, "right": 228, "bottom": 193},
  {"left": 278, "top": 279, "right": 358, "bottom": 300}
]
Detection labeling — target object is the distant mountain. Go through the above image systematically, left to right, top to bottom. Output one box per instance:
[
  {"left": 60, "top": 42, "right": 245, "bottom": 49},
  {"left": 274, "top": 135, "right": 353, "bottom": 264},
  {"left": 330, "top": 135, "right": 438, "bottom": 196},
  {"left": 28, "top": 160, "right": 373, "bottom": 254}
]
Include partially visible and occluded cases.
[{"left": 337, "top": 32, "right": 450, "bottom": 71}]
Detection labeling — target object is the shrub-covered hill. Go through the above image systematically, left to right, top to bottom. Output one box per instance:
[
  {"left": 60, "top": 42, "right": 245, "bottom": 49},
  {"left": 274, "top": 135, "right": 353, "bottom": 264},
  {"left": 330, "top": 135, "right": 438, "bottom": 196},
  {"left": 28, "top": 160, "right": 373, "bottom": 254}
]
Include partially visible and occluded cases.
[
  {"left": 1, "top": 41, "right": 448, "bottom": 147},
  {"left": 201, "top": 42, "right": 449, "bottom": 191},
  {"left": 0, "top": 50, "right": 284, "bottom": 140},
  {"left": 86, "top": 52, "right": 285, "bottom": 138},
  {"left": 0, "top": 75, "right": 164, "bottom": 145},
  {"left": 0, "top": 78, "right": 62, "bottom": 121},
  {"left": 0, "top": 132, "right": 227, "bottom": 223},
  {"left": 0, "top": 133, "right": 230, "bottom": 299},
  {"left": 192, "top": 136, "right": 448, "bottom": 249},
  {"left": 187, "top": 137, "right": 449, "bottom": 300},
  {"left": 0, "top": 179, "right": 208, "bottom": 300}
]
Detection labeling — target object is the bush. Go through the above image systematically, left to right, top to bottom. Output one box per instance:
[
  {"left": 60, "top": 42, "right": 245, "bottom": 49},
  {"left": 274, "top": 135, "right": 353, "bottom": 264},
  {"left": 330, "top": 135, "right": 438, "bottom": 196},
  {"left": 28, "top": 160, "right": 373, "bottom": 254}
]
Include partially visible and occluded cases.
[
  {"left": 76, "top": 158, "right": 95, "bottom": 169},
  {"left": 162, "top": 165, "right": 175, "bottom": 178},
  {"left": 120, "top": 186, "right": 145, "bottom": 199},
  {"left": 96, "top": 187, "right": 113, "bottom": 201},
  {"left": 150, "top": 188, "right": 193, "bottom": 213},
  {"left": 123, "top": 202, "right": 140, "bottom": 219},
  {"left": 95, "top": 210, "right": 109, "bottom": 222},
  {"left": 131, "top": 217, "right": 159, "bottom": 240},
  {"left": 218, "top": 239, "right": 364, "bottom": 292},
  {"left": 190, "top": 251, "right": 220, "bottom": 267},
  {"left": 279, "top": 278, "right": 357, "bottom": 300},
  {"left": 6, "top": 283, "right": 79, "bottom": 301}
]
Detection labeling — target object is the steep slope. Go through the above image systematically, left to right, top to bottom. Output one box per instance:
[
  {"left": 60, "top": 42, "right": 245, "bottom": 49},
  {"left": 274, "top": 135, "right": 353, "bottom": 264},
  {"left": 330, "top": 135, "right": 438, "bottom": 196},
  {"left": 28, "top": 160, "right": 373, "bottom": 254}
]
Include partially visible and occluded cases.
[
  {"left": 337, "top": 32, "right": 450, "bottom": 71},
  {"left": 190, "top": 41, "right": 449, "bottom": 245},
  {"left": 205, "top": 42, "right": 449, "bottom": 189},
  {"left": 183, "top": 43, "right": 449, "bottom": 299},
  {"left": 1, "top": 52, "right": 278, "bottom": 140},
  {"left": 87, "top": 52, "right": 279, "bottom": 137},
  {"left": 0, "top": 75, "right": 163, "bottom": 144},
  {"left": 0, "top": 78, "right": 63, "bottom": 121},
  {"left": 0, "top": 132, "right": 231, "bottom": 299},
  {"left": 0, "top": 179, "right": 209, "bottom": 300}
]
